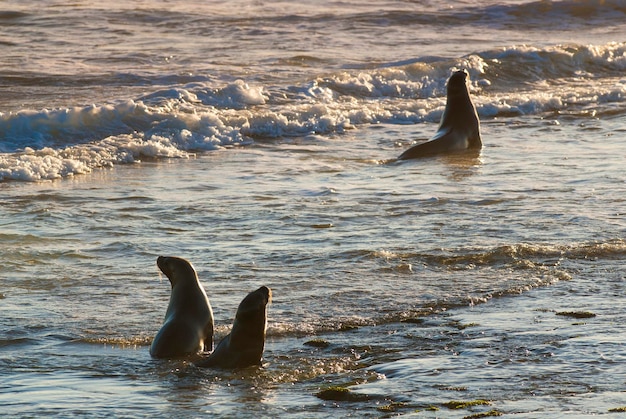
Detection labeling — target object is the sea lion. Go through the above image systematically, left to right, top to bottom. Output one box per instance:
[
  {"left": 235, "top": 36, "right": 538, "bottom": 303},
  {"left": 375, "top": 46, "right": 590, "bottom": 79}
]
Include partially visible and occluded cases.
[
  {"left": 398, "top": 69, "right": 481, "bottom": 160},
  {"left": 150, "top": 256, "right": 214, "bottom": 359},
  {"left": 196, "top": 286, "right": 271, "bottom": 369}
]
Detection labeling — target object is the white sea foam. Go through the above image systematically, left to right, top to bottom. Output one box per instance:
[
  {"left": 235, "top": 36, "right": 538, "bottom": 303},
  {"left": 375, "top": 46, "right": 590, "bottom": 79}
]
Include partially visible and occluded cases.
[{"left": 2, "top": 42, "right": 626, "bottom": 181}]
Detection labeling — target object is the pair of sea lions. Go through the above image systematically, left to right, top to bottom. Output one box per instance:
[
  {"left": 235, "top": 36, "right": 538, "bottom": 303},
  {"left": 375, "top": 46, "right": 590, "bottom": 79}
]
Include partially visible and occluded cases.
[
  {"left": 398, "top": 69, "right": 482, "bottom": 160},
  {"left": 150, "top": 256, "right": 271, "bottom": 369}
]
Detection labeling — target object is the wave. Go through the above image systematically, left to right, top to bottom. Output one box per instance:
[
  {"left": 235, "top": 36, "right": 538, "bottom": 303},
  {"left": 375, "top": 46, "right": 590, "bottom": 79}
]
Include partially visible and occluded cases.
[
  {"left": 469, "top": 0, "right": 626, "bottom": 28},
  {"left": 226, "top": 1, "right": 626, "bottom": 33},
  {"left": 1, "top": 42, "right": 625, "bottom": 181},
  {"left": 41, "top": 238, "right": 626, "bottom": 347},
  {"left": 376, "top": 238, "right": 626, "bottom": 267},
  {"left": 265, "top": 239, "right": 626, "bottom": 337}
]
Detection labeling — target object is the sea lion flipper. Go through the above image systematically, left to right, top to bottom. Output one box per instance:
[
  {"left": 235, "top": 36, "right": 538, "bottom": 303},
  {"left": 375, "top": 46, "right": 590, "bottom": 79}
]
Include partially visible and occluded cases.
[
  {"left": 430, "top": 126, "right": 452, "bottom": 141},
  {"left": 398, "top": 135, "right": 453, "bottom": 159}
]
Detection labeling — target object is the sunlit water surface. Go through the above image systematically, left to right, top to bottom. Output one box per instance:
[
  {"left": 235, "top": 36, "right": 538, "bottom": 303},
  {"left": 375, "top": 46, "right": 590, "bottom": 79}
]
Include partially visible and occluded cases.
[{"left": 1, "top": 0, "right": 626, "bottom": 417}]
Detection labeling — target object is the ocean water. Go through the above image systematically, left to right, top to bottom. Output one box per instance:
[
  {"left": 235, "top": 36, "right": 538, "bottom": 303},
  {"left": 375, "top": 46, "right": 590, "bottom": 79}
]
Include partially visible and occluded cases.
[{"left": 1, "top": 0, "right": 625, "bottom": 417}]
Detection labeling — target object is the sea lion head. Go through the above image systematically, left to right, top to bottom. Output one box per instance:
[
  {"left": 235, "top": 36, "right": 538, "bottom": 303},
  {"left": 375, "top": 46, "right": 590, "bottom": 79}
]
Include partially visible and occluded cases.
[
  {"left": 447, "top": 69, "right": 470, "bottom": 98},
  {"left": 157, "top": 256, "right": 197, "bottom": 288},
  {"left": 226, "top": 286, "right": 272, "bottom": 356},
  {"left": 236, "top": 286, "right": 272, "bottom": 322}
]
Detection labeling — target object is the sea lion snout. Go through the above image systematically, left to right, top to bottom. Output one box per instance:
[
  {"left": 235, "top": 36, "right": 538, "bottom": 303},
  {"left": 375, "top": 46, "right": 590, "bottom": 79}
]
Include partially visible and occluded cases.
[
  {"left": 451, "top": 69, "right": 468, "bottom": 82},
  {"left": 156, "top": 255, "right": 167, "bottom": 269},
  {"left": 156, "top": 255, "right": 199, "bottom": 287},
  {"left": 156, "top": 256, "right": 174, "bottom": 277},
  {"left": 258, "top": 286, "right": 272, "bottom": 304}
]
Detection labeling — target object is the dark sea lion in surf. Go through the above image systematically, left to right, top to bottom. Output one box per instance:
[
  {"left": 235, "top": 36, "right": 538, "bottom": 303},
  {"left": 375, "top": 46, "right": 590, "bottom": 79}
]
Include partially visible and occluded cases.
[
  {"left": 398, "top": 69, "right": 481, "bottom": 160},
  {"left": 150, "top": 256, "right": 214, "bottom": 359},
  {"left": 196, "top": 286, "right": 271, "bottom": 369}
]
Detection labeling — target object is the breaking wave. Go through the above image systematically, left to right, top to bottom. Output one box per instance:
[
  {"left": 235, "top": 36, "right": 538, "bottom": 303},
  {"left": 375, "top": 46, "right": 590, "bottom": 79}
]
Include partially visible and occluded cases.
[{"left": 1, "top": 42, "right": 625, "bottom": 181}]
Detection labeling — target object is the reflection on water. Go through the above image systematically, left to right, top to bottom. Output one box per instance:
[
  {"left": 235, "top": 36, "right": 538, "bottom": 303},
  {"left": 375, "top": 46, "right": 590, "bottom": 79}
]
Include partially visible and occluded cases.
[
  {"left": 2, "top": 0, "right": 626, "bottom": 416},
  {"left": 2, "top": 124, "right": 625, "bottom": 417}
]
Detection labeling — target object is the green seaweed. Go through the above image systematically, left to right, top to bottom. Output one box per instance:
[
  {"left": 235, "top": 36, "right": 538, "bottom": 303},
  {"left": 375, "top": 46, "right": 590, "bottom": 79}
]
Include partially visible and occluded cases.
[
  {"left": 310, "top": 223, "right": 333, "bottom": 229},
  {"left": 535, "top": 308, "right": 553, "bottom": 313},
  {"left": 555, "top": 311, "right": 596, "bottom": 319},
  {"left": 445, "top": 320, "right": 480, "bottom": 330},
  {"left": 457, "top": 322, "right": 480, "bottom": 330},
  {"left": 339, "top": 324, "right": 359, "bottom": 332},
  {"left": 304, "top": 338, "right": 330, "bottom": 348},
  {"left": 437, "top": 385, "right": 468, "bottom": 392},
  {"left": 315, "top": 386, "right": 369, "bottom": 402},
  {"left": 444, "top": 399, "right": 491, "bottom": 409},
  {"left": 377, "top": 401, "right": 407, "bottom": 412},
  {"left": 608, "top": 406, "right": 626, "bottom": 413},
  {"left": 463, "top": 410, "right": 503, "bottom": 418}
]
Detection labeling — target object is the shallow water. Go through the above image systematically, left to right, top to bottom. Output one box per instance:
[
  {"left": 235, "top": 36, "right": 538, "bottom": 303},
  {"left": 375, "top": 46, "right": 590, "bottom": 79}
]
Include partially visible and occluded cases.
[{"left": 1, "top": 0, "right": 626, "bottom": 417}]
